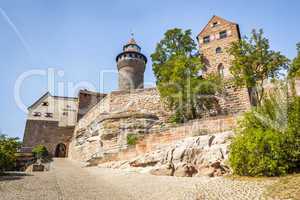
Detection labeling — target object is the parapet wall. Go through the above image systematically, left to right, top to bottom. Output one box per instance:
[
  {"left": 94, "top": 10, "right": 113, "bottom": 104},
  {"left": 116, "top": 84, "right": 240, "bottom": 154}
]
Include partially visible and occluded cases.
[{"left": 76, "top": 88, "right": 169, "bottom": 130}]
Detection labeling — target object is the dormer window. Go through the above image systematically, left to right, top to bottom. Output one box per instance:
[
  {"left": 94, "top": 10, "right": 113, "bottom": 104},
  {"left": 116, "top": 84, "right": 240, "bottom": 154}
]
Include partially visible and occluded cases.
[
  {"left": 219, "top": 30, "right": 227, "bottom": 39},
  {"left": 203, "top": 36, "right": 210, "bottom": 44},
  {"left": 42, "top": 102, "right": 49, "bottom": 106},
  {"left": 33, "top": 112, "right": 41, "bottom": 117},
  {"left": 45, "top": 113, "right": 53, "bottom": 118}
]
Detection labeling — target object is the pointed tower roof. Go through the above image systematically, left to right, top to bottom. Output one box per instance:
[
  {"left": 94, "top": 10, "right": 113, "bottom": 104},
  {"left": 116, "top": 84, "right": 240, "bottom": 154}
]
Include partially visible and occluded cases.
[{"left": 123, "top": 35, "right": 141, "bottom": 52}]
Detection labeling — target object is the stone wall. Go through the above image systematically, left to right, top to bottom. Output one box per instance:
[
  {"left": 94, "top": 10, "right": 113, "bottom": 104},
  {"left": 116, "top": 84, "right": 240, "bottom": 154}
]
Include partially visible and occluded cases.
[
  {"left": 218, "top": 80, "right": 251, "bottom": 114},
  {"left": 68, "top": 85, "right": 248, "bottom": 162},
  {"left": 68, "top": 88, "right": 170, "bottom": 161},
  {"left": 76, "top": 88, "right": 169, "bottom": 131},
  {"left": 77, "top": 90, "right": 106, "bottom": 121},
  {"left": 23, "top": 120, "right": 74, "bottom": 156}
]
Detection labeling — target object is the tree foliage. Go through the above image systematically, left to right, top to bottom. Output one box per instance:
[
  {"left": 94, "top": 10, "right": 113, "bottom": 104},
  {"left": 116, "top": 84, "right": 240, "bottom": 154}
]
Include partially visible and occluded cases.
[
  {"left": 151, "top": 28, "right": 219, "bottom": 122},
  {"left": 228, "top": 29, "right": 289, "bottom": 105},
  {"left": 288, "top": 43, "right": 300, "bottom": 78},
  {"left": 229, "top": 85, "right": 300, "bottom": 176},
  {"left": 0, "top": 134, "right": 21, "bottom": 172},
  {"left": 32, "top": 145, "right": 48, "bottom": 159}
]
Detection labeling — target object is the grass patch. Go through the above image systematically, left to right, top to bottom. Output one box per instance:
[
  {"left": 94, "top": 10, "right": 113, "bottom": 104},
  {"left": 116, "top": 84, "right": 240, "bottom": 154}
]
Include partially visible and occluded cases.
[{"left": 263, "top": 173, "right": 300, "bottom": 200}]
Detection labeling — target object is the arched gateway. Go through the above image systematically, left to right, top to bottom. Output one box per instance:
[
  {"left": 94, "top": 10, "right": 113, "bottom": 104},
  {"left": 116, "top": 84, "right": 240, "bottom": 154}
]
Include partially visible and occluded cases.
[{"left": 55, "top": 143, "right": 67, "bottom": 157}]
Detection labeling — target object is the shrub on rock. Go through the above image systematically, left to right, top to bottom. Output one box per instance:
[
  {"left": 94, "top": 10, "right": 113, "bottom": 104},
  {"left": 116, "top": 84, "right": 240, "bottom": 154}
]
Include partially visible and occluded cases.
[{"left": 126, "top": 134, "right": 139, "bottom": 146}]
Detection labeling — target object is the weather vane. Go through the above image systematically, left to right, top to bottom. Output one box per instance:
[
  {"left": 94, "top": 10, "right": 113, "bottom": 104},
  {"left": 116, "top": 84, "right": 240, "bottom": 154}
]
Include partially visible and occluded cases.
[{"left": 130, "top": 29, "right": 134, "bottom": 38}]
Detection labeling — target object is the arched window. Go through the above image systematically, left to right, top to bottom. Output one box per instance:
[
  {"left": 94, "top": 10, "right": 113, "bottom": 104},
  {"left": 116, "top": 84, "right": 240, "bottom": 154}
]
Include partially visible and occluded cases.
[
  {"left": 216, "top": 47, "right": 222, "bottom": 54},
  {"left": 217, "top": 63, "right": 224, "bottom": 78}
]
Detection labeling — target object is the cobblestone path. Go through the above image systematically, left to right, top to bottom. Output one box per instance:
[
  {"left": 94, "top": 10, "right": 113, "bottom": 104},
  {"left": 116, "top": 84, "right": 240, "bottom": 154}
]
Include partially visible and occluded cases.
[{"left": 0, "top": 158, "right": 274, "bottom": 200}]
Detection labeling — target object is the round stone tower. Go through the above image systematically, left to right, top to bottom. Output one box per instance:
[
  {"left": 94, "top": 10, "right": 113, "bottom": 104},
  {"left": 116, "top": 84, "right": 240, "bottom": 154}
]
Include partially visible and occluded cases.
[{"left": 116, "top": 37, "right": 147, "bottom": 90}]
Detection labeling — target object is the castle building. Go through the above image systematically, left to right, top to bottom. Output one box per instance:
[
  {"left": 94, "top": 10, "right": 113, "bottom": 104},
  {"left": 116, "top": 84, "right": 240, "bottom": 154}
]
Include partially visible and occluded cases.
[
  {"left": 197, "top": 15, "right": 241, "bottom": 79},
  {"left": 21, "top": 16, "right": 252, "bottom": 161},
  {"left": 197, "top": 16, "right": 252, "bottom": 113},
  {"left": 116, "top": 37, "right": 147, "bottom": 90},
  {"left": 22, "top": 92, "right": 78, "bottom": 157}
]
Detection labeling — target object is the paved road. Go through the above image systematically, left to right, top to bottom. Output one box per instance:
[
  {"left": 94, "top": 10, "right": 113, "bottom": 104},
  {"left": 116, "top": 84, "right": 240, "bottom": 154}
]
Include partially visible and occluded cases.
[{"left": 0, "top": 158, "right": 273, "bottom": 200}]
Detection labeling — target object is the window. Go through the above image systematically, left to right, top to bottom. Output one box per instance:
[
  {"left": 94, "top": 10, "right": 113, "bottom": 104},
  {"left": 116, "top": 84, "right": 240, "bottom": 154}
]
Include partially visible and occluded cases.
[
  {"left": 212, "top": 22, "right": 218, "bottom": 27},
  {"left": 219, "top": 31, "right": 227, "bottom": 39},
  {"left": 203, "top": 36, "right": 210, "bottom": 44},
  {"left": 216, "top": 47, "right": 222, "bottom": 54},
  {"left": 218, "top": 64, "right": 224, "bottom": 78},
  {"left": 42, "top": 102, "right": 49, "bottom": 106},
  {"left": 33, "top": 112, "right": 41, "bottom": 117},
  {"left": 45, "top": 112, "right": 53, "bottom": 118}
]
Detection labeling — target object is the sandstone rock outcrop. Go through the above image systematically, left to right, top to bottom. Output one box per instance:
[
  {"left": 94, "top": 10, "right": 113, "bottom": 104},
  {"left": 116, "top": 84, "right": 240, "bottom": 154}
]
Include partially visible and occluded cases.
[{"left": 98, "top": 131, "right": 233, "bottom": 177}]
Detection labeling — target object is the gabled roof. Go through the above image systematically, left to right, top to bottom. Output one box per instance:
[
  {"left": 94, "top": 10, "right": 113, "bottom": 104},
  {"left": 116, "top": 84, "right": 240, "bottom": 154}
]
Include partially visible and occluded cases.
[
  {"left": 197, "top": 15, "right": 238, "bottom": 37},
  {"left": 28, "top": 91, "right": 77, "bottom": 110},
  {"left": 27, "top": 92, "right": 51, "bottom": 110}
]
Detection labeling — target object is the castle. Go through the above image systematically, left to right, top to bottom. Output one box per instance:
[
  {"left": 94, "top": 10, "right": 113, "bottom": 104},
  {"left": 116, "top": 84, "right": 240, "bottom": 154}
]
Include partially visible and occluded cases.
[{"left": 22, "top": 16, "right": 252, "bottom": 162}]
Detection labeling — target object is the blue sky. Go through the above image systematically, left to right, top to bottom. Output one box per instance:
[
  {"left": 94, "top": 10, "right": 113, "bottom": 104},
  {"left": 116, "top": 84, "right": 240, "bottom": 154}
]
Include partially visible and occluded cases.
[{"left": 0, "top": 0, "right": 299, "bottom": 139}]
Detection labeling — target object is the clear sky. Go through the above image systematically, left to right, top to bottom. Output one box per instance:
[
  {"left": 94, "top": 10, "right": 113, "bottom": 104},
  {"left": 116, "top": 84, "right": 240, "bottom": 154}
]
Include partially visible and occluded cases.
[{"left": 0, "top": 0, "right": 299, "bottom": 139}]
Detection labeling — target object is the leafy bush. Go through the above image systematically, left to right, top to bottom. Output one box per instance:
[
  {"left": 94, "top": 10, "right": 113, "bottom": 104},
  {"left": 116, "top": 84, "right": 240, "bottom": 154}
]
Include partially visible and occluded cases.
[
  {"left": 229, "top": 89, "right": 300, "bottom": 176},
  {"left": 285, "top": 96, "right": 300, "bottom": 170},
  {"left": 0, "top": 134, "right": 20, "bottom": 172},
  {"left": 126, "top": 134, "right": 139, "bottom": 146},
  {"left": 32, "top": 145, "right": 48, "bottom": 159}
]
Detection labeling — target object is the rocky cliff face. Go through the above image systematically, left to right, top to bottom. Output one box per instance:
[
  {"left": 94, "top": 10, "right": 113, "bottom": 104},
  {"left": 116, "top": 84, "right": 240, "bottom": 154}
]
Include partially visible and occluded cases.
[{"left": 98, "top": 131, "right": 233, "bottom": 177}]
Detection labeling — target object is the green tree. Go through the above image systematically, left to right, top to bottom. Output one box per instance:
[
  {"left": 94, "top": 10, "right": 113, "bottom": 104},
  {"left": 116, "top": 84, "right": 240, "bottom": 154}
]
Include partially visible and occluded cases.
[
  {"left": 151, "top": 28, "right": 219, "bottom": 122},
  {"left": 228, "top": 29, "right": 289, "bottom": 105},
  {"left": 288, "top": 43, "right": 300, "bottom": 78},
  {"left": 0, "top": 134, "right": 21, "bottom": 172},
  {"left": 32, "top": 145, "right": 48, "bottom": 159}
]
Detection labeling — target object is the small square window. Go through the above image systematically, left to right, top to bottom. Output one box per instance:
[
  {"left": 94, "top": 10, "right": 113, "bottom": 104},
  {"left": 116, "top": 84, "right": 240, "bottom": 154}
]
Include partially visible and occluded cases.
[
  {"left": 219, "top": 31, "right": 227, "bottom": 39},
  {"left": 203, "top": 36, "right": 210, "bottom": 44},
  {"left": 42, "top": 102, "right": 49, "bottom": 106}
]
